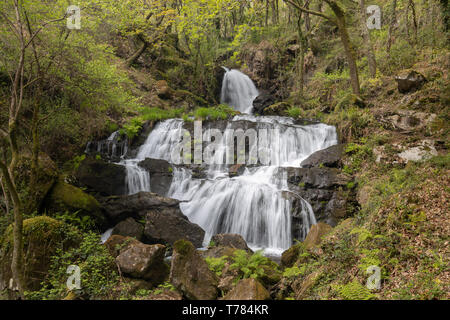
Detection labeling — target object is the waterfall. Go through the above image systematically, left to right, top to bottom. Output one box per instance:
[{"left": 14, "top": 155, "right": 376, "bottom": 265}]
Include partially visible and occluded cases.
[
  {"left": 220, "top": 68, "right": 259, "bottom": 114},
  {"left": 115, "top": 70, "right": 338, "bottom": 255},
  {"left": 120, "top": 114, "right": 337, "bottom": 255}
]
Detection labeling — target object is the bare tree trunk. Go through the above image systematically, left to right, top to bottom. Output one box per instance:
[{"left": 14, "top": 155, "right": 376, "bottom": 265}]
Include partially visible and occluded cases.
[
  {"left": 359, "top": 0, "right": 377, "bottom": 78},
  {"left": 387, "top": 0, "right": 397, "bottom": 55}
]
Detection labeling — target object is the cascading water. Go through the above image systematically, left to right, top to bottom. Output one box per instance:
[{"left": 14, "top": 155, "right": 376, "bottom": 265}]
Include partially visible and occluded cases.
[
  {"left": 220, "top": 67, "right": 259, "bottom": 114},
  {"left": 117, "top": 69, "right": 338, "bottom": 255}
]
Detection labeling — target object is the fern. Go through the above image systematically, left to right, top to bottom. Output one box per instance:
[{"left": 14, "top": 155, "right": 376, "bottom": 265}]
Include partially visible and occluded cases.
[{"left": 336, "top": 280, "right": 376, "bottom": 300}]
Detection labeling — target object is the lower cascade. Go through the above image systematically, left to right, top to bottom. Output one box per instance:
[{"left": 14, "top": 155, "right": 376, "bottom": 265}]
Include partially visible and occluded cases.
[{"left": 115, "top": 70, "right": 338, "bottom": 255}]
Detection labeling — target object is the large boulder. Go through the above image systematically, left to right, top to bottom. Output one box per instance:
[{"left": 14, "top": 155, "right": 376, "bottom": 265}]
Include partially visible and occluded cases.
[
  {"left": 395, "top": 70, "right": 427, "bottom": 94},
  {"left": 252, "top": 92, "right": 275, "bottom": 114},
  {"left": 300, "top": 144, "right": 345, "bottom": 169},
  {"left": 75, "top": 157, "right": 126, "bottom": 196},
  {"left": 138, "top": 158, "right": 174, "bottom": 196},
  {"left": 45, "top": 180, "right": 105, "bottom": 226},
  {"left": 100, "top": 192, "right": 179, "bottom": 223},
  {"left": 144, "top": 208, "right": 205, "bottom": 248},
  {"left": 0, "top": 216, "right": 80, "bottom": 292},
  {"left": 112, "top": 218, "right": 144, "bottom": 241},
  {"left": 303, "top": 223, "right": 333, "bottom": 249},
  {"left": 210, "top": 234, "right": 253, "bottom": 253},
  {"left": 104, "top": 235, "right": 140, "bottom": 258},
  {"left": 169, "top": 240, "right": 218, "bottom": 300},
  {"left": 116, "top": 242, "right": 168, "bottom": 286},
  {"left": 224, "top": 278, "right": 270, "bottom": 300}
]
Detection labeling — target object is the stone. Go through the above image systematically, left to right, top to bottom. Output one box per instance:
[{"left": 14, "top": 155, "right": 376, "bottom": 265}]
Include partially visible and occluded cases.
[
  {"left": 395, "top": 70, "right": 427, "bottom": 93},
  {"left": 155, "top": 80, "right": 172, "bottom": 99},
  {"left": 252, "top": 91, "right": 275, "bottom": 114},
  {"left": 300, "top": 144, "right": 345, "bottom": 169},
  {"left": 75, "top": 157, "right": 126, "bottom": 196},
  {"left": 138, "top": 158, "right": 174, "bottom": 196},
  {"left": 46, "top": 180, "right": 105, "bottom": 226},
  {"left": 101, "top": 192, "right": 180, "bottom": 223},
  {"left": 144, "top": 208, "right": 205, "bottom": 248},
  {"left": 112, "top": 218, "right": 144, "bottom": 241},
  {"left": 303, "top": 223, "right": 333, "bottom": 249},
  {"left": 210, "top": 234, "right": 253, "bottom": 253},
  {"left": 104, "top": 235, "right": 140, "bottom": 258},
  {"left": 169, "top": 240, "right": 218, "bottom": 300},
  {"left": 116, "top": 242, "right": 168, "bottom": 286},
  {"left": 281, "top": 243, "right": 304, "bottom": 268},
  {"left": 292, "top": 268, "right": 324, "bottom": 299},
  {"left": 224, "top": 278, "right": 270, "bottom": 300}
]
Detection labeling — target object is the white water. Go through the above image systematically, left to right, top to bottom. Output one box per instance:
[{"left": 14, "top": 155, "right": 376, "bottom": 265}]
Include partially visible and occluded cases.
[
  {"left": 220, "top": 68, "right": 259, "bottom": 114},
  {"left": 119, "top": 71, "right": 338, "bottom": 255}
]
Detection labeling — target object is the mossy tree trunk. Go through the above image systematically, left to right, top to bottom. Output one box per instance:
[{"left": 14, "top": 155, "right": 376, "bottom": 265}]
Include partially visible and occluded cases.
[{"left": 359, "top": 0, "right": 377, "bottom": 78}]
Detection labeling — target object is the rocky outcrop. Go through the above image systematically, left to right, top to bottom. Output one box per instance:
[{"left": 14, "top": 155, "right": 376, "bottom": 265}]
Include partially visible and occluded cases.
[
  {"left": 395, "top": 70, "right": 427, "bottom": 94},
  {"left": 252, "top": 92, "right": 276, "bottom": 114},
  {"left": 377, "top": 109, "right": 436, "bottom": 133},
  {"left": 301, "top": 144, "right": 345, "bottom": 168},
  {"left": 75, "top": 157, "right": 126, "bottom": 196},
  {"left": 138, "top": 158, "right": 174, "bottom": 196},
  {"left": 286, "top": 167, "right": 354, "bottom": 230},
  {"left": 45, "top": 180, "right": 105, "bottom": 226},
  {"left": 100, "top": 192, "right": 179, "bottom": 223},
  {"left": 144, "top": 208, "right": 205, "bottom": 248},
  {"left": 112, "top": 218, "right": 144, "bottom": 241},
  {"left": 303, "top": 222, "right": 333, "bottom": 249},
  {"left": 210, "top": 234, "right": 253, "bottom": 253},
  {"left": 169, "top": 240, "right": 219, "bottom": 300},
  {"left": 116, "top": 242, "right": 169, "bottom": 286},
  {"left": 224, "top": 278, "right": 270, "bottom": 300}
]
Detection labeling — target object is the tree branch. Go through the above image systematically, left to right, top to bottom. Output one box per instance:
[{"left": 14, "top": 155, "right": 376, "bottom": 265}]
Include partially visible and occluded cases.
[{"left": 283, "top": 0, "right": 335, "bottom": 22}]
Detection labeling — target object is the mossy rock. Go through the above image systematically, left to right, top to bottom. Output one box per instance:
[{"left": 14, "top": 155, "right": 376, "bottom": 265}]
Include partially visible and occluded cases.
[
  {"left": 45, "top": 180, "right": 104, "bottom": 226},
  {"left": 0, "top": 216, "right": 81, "bottom": 291},
  {"left": 281, "top": 243, "right": 305, "bottom": 268}
]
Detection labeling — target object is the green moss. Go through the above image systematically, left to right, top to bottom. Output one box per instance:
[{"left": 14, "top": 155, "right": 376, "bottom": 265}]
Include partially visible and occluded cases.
[{"left": 173, "top": 239, "right": 195, "bottom": 256}]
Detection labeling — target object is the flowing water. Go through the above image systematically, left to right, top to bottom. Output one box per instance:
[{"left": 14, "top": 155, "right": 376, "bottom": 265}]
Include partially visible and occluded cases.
[{"left": 115, "top": 69, "right": 338, "bottom": 255}]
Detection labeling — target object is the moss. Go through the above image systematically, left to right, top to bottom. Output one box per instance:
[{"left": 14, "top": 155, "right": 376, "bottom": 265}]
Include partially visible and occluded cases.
[
  {"left": 48, "top": 180, "right": 103, "bottom": 225},
  {"left": 173, "top": 239, "right": 195, "bottom": 256}
]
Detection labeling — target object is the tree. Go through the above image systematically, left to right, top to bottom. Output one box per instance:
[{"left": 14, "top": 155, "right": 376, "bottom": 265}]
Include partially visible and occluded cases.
[
  {"left": 284, "top": 0, "right": 361, "bottom": 95},
  {"left": 359, "top": 0, "right": 377, "bottom": 78}
]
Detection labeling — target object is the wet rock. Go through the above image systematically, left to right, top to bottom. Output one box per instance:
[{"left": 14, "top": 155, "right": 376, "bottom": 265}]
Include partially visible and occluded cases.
[
  {"left": 395, "top": 70, "right": 427, "bottom": 94},
  {"left": 252, "top": 91, "right": 275, "bottom": 114},
  {"left": 301, "top": 144, "right": 345, "bottom": 169},
  {"left": 75, "top": 157, "right": 126, "bottom": 196},
  {"left": 138, "top": 158, "right": 174, "bottom": 196},
  {"left": 286, "top": 167, "right": 351, "bottom": 189},
  {"left": 100, "top": 192, "right": 179, "bottom": 223},
  {"left": 144, "top": 208, "right": 205, "bottom": 248},
  {"left": 112, "top": 218, "right": 144, "bottom": 241},
  {"left": 303, "top": 223, "right": 333, "bottom": 249},
  {"left": 210, "top": 234, "right": 253, "bottom": 253},
  {"left": 169, "top": 240, "right": 219, "bottom": 300},
  {"left": 116, "top": 242, "right": 168, "bottom": 286},
  {"left": 281, "top": 243, "right": 304, "bottom": 268},
  {"left": 224, "top": 278, "right": 270, "bottom": 300}
]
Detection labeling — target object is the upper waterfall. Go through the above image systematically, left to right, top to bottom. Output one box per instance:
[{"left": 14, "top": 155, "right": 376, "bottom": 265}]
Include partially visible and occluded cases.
[{"left": 220, "top": 68, "right": 259, "bottom": 114}]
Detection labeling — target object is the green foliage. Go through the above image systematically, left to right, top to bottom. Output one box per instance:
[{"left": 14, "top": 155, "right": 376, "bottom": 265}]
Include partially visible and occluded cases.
[
  {"left": 286, "top": 106, "right": 305, "bottom": 119},
  {"left": 54, "top": 211, "right": 96, "bottom": 231},
  {"left": 26, "top": 232, "right": 118, "bottom": 300},
  {"left": 229, "top": 250, "right": 277, "bottom": 281},
  {"left": 205, "top": 256, "right": 228, "bottom": 276},
  {"left": 282, "top": 265, "right": 306, "bottom": 279},
  {"left": 335, "top": 280, "right": 376, "bottom": 300}
]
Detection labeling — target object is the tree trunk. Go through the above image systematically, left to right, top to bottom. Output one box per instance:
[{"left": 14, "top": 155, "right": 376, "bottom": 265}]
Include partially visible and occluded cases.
[
  {"left": 359, "top": 0, "right": 377, "bottom": 78},
  {"left": 387, "top": 0, "right": 397, "bottom": 54},
  {"left": 329, "top": 2, "right": 360, "bottom": 95},
  {"left": 126, "top": 34, "right": 149, "bottom": 67}
]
